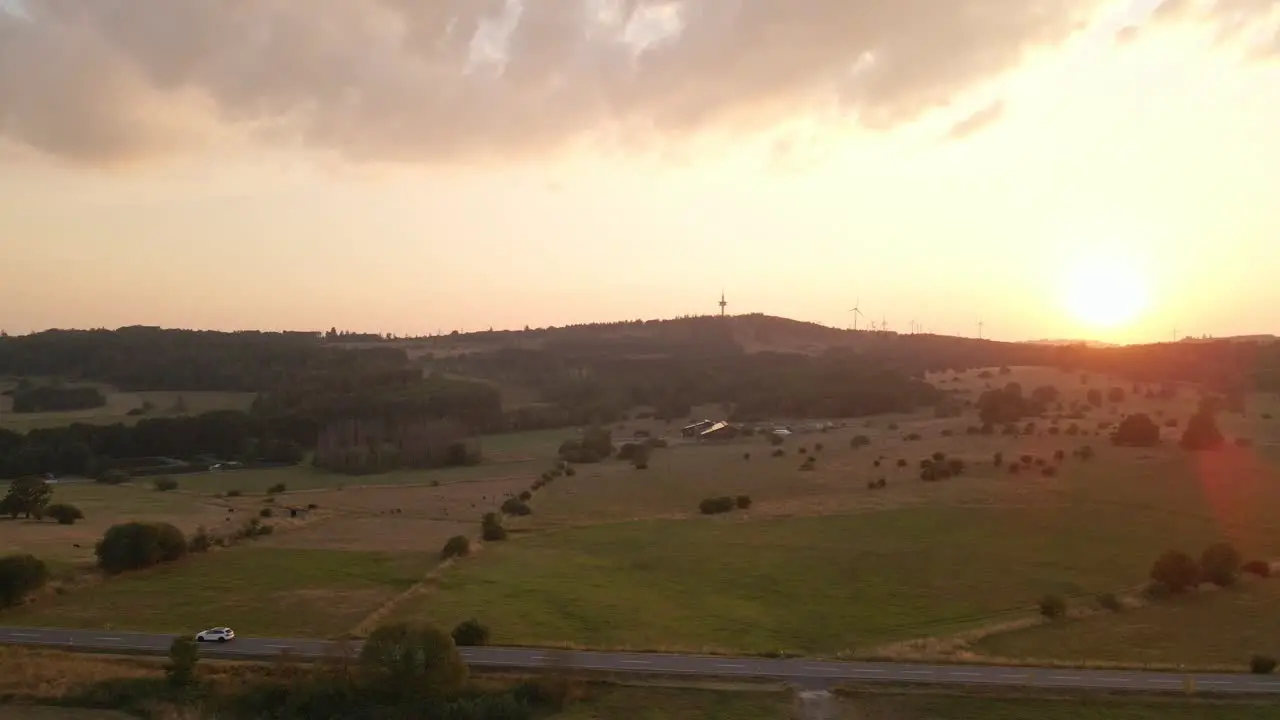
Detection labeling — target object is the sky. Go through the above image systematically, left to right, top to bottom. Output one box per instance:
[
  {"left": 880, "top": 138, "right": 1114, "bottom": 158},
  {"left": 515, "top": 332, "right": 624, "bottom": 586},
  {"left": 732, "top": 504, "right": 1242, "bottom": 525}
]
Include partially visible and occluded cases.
[{"left": 1, "top": 0, "right": 1278, "bottom": 344}]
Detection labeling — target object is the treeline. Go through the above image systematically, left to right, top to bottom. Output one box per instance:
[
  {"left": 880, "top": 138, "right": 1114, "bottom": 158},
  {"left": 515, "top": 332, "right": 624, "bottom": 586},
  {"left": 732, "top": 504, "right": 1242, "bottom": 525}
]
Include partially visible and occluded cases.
[
  {"left": 0, "top": 326, "right": 326, "bottom": 392},
  {"left": 5, "top": 384, "right": 106, "bottom": 413},
  {"left": 0, "top": 411, "right": 314, "bottom": 479}
]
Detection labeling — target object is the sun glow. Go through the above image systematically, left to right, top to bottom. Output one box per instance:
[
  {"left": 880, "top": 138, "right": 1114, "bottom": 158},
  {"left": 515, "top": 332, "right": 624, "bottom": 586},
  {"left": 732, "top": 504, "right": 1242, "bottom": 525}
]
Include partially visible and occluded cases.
[{"left": 1058, "top": 249, "right": 1152, "bottom": 330}]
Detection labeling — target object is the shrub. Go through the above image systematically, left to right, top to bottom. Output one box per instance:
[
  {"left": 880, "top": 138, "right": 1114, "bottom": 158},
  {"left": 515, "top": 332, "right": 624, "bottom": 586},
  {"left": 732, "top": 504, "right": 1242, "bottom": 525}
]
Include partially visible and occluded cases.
[
  {"left": 887, "top": 423, "right": 899, "bottom": 431},
  {"left": 904, "top": 432, "right": 922, "bottom": 441},
  {"left": 768, "top": 434, "right": 785, "bottom": 447},
  {"left": 814, "top": 443, "right": 824, "bottom": 452},
  {"left": 798, "top": 446, "right": 808, "bottom": 455},
  {"left": 771, "top": 448, "right": 785, "bottom": 458},
  {"left": 1053, "top": 449, "right": 1066, "bottom": 462},
  {"left": 743, "top": 452, "right": 751, "bottom": 461},
  {"left": 992, "top": 452, "right": 1003, "bottom": 467},
  {"left": 1020, "top": 454, "right": 1033, "bottom": 465},
  {"left": 946, "top": 458, "right": 966, "bottom": 476},
  {"left": 896, "top": 459, "right": 907, "bottom": 468},
  {"left": 872, "top": 460, "right": 881, "bottom": 468},
  {"left": 1009, "top": 464, "right": 1020, "bottom": 474},
  {"left": 564, "top": 466, "right": 577, "bottom": 477},
  {"left": 152, "top": 476, "right": 178, "bottom": 492},
  {"left": 267, "top": 482, "right": 287, "bottom": 494},
  {"left": 226, "top": 489, "right": 243, "bottom": 497},
  {"left": 518, "top": 490, "right": 532, "bottom": 501},
  {"left": 735, "top": 495, "right": 752, "bottom": 509},
  {"left": 698, "top": 496, "right": 735, "bottom": 515},
  {"left": 501, "top": 498, "right": 532, "bottom": 516},
  {"left": 45, "top": 503, "right": 84, "bottom": 525},
  {"left": 259, "top": 507, "right": 273, "bottom": 518},
  {"left": 481, "top": 513, "right": 507, "bottom": 542},
  {"left": 95, "top": 521, "right": 187, "bottom": 574},
  {"left": 188, "top": 527, "right": 213, "bottom": 553},
  {"left": 441, "top": 535, "right": 471, "bottom": 559},
  {"left": 1200, "top": 542, "right": 1243, "bottom": 587},
  {"left": 1150, "top": 549, "right": 1199, "bottom": 593},
  {"left": 0, "top": 554, "right": 49, "bottom": 608},
  {"left": 1242, "top": 560, "right": 1272, "bottom": 578},
  {"left": 1097, "top": 592, "right": 1123, "bottom": 612},
  {"left": 1038, "top": 594, "right": 1067, "bottom": 620},
  {"left": 451, "top": 618, "right": 490, "bottom": 647},
  {"left": 166, "top": 635, "right": 200, "bottom": 687},
  {"left": 1250, "top": 655, "right": 1277, "bottom": 675}
]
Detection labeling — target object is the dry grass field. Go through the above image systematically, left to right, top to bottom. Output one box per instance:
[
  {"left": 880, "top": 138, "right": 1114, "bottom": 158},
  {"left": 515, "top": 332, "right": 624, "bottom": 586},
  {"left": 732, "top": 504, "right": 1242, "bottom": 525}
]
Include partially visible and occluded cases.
[{"left": 0, "top": 383, "right": 256, "bottom": 432}]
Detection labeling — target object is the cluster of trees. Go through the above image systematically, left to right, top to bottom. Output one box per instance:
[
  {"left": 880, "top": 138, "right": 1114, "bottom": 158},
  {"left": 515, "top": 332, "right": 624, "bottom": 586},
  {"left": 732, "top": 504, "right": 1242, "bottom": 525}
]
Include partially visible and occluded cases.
[
  {"left": 5, "top": 384, "right": 106, "bottom": 413},
  {"left": 0, "top": 410, "right": 312, "bottom": 479},
  {"left": 699, "top": 495, "right": 751, "bottom": 514},
  {"left": 1149, "top": 543, "right": 1271, "bottom": 594}
]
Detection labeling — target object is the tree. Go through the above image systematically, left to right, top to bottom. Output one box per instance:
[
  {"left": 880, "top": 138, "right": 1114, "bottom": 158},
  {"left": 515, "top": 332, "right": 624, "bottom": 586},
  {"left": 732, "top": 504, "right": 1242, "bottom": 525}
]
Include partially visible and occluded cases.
[
  {"left": 1107, "top": 386, "right": 1126, "bottom": 404},
  {"left": 1086, "top": 388, "right": 1103, "bottom": 408},
  {"left": 1180, "top": 410, "right": 1225, "bottom": 451},
  {"left": 1112, "top": 413, "right": 1160, "bottom": 447},
  {"left": 2, "top": 477, "right": 52, "bottom": 519},
  {"left": 45, "top": 503, "right": 84, "bottom": 525},
  {"left": 481, "top": 512, "right": 507, "bottom": 542},
  {"left": 95, "top": 521, "right": 188, "bottom": 574},
  {"left": 441, "top": 535, "right": 470, "bottom": 560},
  {"left": 1200, "top": 542, "right": 1243, "bottom": 587},
  {"left": 1150, "top": 550, "right": 1199, "bottom": 593},
  {"left": 0, "top": 554, "right": 49, "bottom": 607},
  {"left": 451, "top": 618, "right": 490, "bottom": 647},
  {"left": 359, "top": 622, "right": 467, "bottom": 701},
  {"left": 166, "top": 635, "right": 200, "bottom": 687},
  {"left": 1251, "top": 655, "right": 1277, "bottom": 674}
]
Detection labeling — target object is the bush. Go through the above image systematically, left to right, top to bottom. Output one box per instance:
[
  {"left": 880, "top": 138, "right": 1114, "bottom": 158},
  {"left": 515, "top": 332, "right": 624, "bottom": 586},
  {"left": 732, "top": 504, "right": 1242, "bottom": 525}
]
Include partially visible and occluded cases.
[
  {"left": 1180, "top": 410, "right": 1225, "bottom": 451},
  {"left": 887, "top": 423, "right": 899, "bottom": 431},
  {"left": 768, "top": 433, "right": 785, "bottom": 447},
  {"left": 771, "top": 448, "right": 785, "bottom": 458},
  {"left": 896, "top": 459, "right": 907, "bottom": 468},
  {"left": 564, "top": 466, "right": 577, "bottom": 477},
  {"left": 152, "top": 476, "right": 178, "bottom": 492},
  {"left": 267, "top": 482, "right": 287, "bottom": 494},
  {"left": 226, "top": 489, "right": 243, "bottom": 497},
  {"left": 518, "top": 490, "right": 532, "bottom": 501},
  {"left": 735, "top": 495, "right": 752, "bottom": 510},
  {"left": 698, "top": 496, "right": 736, "bottom": 515},
  {"left": 501, "top": 498, "right": 532, "bottom": 516},
  {"left": 45, "top": 503, "right": 84, "bottom": 525},
  {"left": 259, "top": 507, "right": 273, "bottom": 518},
  {"left": 481, "top": 513, "right": 507, "bottom": 542},
  {"left": 95, "top": 521, "right": 187, "bottom": 574},
  {"left": 188, "top": 527, "right": 213, "bottom": 553},
  {"left": 441, "top": 535, "right": 471, "bottom": 560},
  {"left": 1200, "top": 542, "right": 1243, "bottom": 587},
  {"left": 1149, "top": 549, "right": 1199, "bottom": 593},
  {"left": 0, "top": 553, "right": 49, "bottom": 608},
  {"left": 1242, "top": 560, "right": 1272, "bottom": 578},
  {"left": 1097, "top": 592, "right": 1123, "bottom": 612},
  {"left": 1038, "top": 594, "right": 1066, "bottom": 619},
  {"left": 451, "top": 618, "right": 490, "bottom": 647},
  {"left": 166, "top": 636, "right": 199, "bottom": 687},
  {"left": 1250, "top": 655, "right": 1277, "bottom": 674}
]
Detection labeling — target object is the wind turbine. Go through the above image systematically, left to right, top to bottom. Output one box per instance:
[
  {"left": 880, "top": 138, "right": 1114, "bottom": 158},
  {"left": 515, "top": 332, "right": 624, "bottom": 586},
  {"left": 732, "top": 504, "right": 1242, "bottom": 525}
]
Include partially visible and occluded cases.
[
  {"left": 848, "top": 298, "right": 865, "bottom": 331},
  {"left": 881, "top": 314, "right": 888, "bottom": 333},
  {"left": 977, "top": 319, "right": 986, "bottom": 340}
]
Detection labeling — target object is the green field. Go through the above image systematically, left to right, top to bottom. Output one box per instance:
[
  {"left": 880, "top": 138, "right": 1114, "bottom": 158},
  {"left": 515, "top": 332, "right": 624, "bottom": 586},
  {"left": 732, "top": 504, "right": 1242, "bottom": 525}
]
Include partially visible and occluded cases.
[
  {"left": 387, "top": 478, "right": 1280, "bottom": 655},
  {"left": 9, "top": 547, "right": 430, "bottom": 637},
  {"left": 976, "top": 579, "right": 1280, "bottom": 668},
  {"left": 554, "top": 685, "right": 789, "bottom": 720}
]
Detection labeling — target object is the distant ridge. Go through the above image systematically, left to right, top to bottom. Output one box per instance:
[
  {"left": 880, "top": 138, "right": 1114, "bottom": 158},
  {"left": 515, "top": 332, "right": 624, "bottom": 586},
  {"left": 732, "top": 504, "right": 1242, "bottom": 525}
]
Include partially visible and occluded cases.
[{"left": 1022, "top": 338, "right": 1121, "bottom": 348}]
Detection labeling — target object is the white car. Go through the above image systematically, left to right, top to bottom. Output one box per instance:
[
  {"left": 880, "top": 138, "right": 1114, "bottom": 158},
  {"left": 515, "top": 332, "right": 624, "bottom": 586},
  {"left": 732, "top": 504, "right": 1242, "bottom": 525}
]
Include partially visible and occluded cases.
[{"left": 195, "top": 627, "right": 236, "bottom": 643}]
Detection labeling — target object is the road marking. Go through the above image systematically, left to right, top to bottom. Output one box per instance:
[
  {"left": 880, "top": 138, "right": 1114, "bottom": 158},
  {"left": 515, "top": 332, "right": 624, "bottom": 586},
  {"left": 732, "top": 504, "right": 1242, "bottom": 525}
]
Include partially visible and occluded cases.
[
  {"left": 7, "top": 633, "right": 38, "bottom": 638},
  {"left": 95, "top": 637, "right": 123, "bottom": 642},
  {"left": 265, "top": 645, "right": 293, "bottom": 650},
  {"left": 528, "top": 654, "right": 547, "bottom": 660},
  {"left": 620, "top": 660, "right": 651, "bottom": 665},
  {"left": 715, "top": 663, "right": 746, "bottom": 668},
  {"left": 847, "top": 669, "right": 884, "bottom": 675},
  {"left": 902, "top": 670, "right": 933, "bottom": 676},
  {"left": 950, "top": 672, "right": 982, "bottom": 678},
  {"left": 999, "top": 674, "right": 1024, "bottom": 680},
  {"left": 1048, "top": 676, "right": 1078, "bottom": 681},
  {"left": 1147, "top": 679, "right": 1180, "bottom": 685},
  {"left": 1198, "top": 680, "right": 1232, "bottom": 686}
]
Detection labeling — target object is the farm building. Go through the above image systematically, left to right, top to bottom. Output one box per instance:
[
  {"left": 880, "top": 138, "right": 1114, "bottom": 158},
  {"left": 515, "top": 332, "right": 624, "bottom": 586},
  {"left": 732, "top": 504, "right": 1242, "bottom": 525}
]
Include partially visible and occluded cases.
[
  {"left": 681, "top": 419, "right": 717, "bottom": 437},
  {"left": 697, "top": 421, "right": 739, "bottom": 441}
]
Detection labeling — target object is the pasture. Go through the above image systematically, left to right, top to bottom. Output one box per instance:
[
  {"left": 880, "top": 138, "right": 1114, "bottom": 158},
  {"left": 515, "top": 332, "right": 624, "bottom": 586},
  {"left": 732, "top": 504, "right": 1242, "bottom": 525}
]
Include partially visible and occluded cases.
[
  {"left": 3, "top": 365, "right": 1278, "bottom": 670},
  {"left": 0, "top": 384, "right": 256, "bottom": 432},
  {"left": 10, "top": 547, "right": 429, "bottom": 638},
  {"left": 975, "top": 577, "right": 1280, "bottom": 668}
]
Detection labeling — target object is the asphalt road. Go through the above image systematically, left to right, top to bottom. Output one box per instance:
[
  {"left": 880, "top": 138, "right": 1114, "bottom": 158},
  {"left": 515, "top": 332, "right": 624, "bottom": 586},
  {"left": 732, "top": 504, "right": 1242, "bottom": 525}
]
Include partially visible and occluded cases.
[{"left": 2, "top": 626, "right": 1278, "bottom": 694}]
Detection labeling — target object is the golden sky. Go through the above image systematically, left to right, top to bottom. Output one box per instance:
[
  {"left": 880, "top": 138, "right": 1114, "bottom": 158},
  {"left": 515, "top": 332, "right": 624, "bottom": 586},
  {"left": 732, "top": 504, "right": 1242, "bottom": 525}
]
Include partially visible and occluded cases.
[{"left": 1, "top": 0, "right": 1277, "bottom": 344}]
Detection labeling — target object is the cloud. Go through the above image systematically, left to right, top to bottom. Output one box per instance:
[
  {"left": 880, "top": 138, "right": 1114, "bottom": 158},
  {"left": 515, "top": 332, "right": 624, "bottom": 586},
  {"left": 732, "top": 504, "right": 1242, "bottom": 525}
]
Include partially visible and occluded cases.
[
  {"left": 0, "top": 0, "right": 1112, "bottom": 166},
  {"left": 1138, "top": 0, "right": 1280, "bottom": 51},
  {"left": 945, "top": 100, "right": 1006, "bottom": 140}
]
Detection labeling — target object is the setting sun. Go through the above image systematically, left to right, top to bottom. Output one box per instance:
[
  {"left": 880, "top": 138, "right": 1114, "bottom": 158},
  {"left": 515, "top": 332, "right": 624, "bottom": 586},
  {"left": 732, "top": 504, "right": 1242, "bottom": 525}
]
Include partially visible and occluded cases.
[{"left": 1059, "top": 254, "right": 1152, "bottom": 330}]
